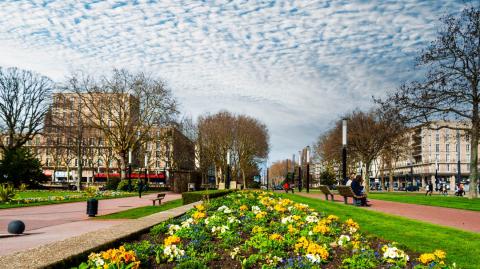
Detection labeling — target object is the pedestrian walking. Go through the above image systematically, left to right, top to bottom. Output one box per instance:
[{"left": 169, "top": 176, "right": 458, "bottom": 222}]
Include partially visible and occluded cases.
[
  {"left": 138, "top": 180, "right": 144, "bottom": 198},
  {"left": 425, "top": 181, "right": 433, "bottom": 196},
  {"left": 283, "top": 182, "right": 290, "bottom": 193}
]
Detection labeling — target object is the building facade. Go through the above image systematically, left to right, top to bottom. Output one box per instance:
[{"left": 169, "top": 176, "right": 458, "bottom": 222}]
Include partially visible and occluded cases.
[
  {"left": 25, "top": 92, "right": 195, "bottom": 187},
  {"left": 375, "top": 121, "right": 473, "bottom": 191}
]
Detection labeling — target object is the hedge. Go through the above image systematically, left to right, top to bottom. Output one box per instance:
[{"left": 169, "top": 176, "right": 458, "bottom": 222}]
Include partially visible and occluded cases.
[{"left": 182, "top": 189, "right": 235, "bottom": 205}]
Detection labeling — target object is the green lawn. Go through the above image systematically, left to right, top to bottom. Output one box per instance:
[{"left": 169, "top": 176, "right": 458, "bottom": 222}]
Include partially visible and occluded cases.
[
  {"left": 309, "top": 189, "right": 480, "bottom": 212},
  {"left": 367, "top": 192, "right": 480, "bottom": 211},
  {"left": 284, "top": 193, "right": 480, "bottom": 269},
  {"left": 96, "top": 199, "right": 183, "bottom": 219}
]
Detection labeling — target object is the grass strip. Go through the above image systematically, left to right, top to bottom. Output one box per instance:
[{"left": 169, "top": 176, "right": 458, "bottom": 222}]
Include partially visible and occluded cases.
[
  {"left": 284, "top": 193, "right": 480, "bottom": 269},
  {"left": 96, "top": 199, "right": 183, "bottom": 219}
]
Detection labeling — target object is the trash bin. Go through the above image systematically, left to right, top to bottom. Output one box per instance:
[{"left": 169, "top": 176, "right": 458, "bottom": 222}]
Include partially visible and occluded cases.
[{"left": 86, "top": 198, "right": 98, "bottom": 217}]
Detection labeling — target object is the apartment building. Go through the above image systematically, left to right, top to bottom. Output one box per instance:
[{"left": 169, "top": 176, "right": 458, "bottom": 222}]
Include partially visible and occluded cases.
[
  {"left": 25, "top": 92, "right": 195, "bottom": 186},
  {"left": 375, "top": 121, "right": 473, "bottom": 191}
]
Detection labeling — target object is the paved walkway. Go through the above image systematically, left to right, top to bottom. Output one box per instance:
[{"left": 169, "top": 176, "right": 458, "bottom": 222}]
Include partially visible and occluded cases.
[
  {"left": 0, "top": 192, "right": 181, "bottom": 256},
  {"left": 296, "top": 192, "right": 480, "bottom": 233}
]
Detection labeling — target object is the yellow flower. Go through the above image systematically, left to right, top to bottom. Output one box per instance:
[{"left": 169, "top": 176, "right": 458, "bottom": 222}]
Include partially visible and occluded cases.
[
  {"left": 195, "top": 204, "right": 205, "bottom": 211},
  {"left": 274, "top": 204, "right": 287, "bottom": 213},
  {"left": 239, "top": 205, "right": 248, "bottom": 211},
  {"left": 192, "top": 211, "right": 206, "bottom": 220},
  {"left": 256, "top": 211, "right": 267, "bottom": 219},
  {"left": 292, "top": 215, "right": 301, "bottom": 221},
  {"left": 327, "top": 215, "right": 339, "bottom": 222},
  {"left": 345, "top": 219, "right": 359, "bottom": 228},
  {"left": 288, "top": 224, "right": 298, "bottom": 233},
  {"left": 312, "top": 224, "right": 330, "bottom": 234},
  {"left": 269, "top": 233, "right": 283, "bottom": 241},
  {"left": 164, "top": 235, "right": 181, "bottom": 246},
  {"left": 295, "top": 236, "right": 309, "bottom": 252},
  {"left": 351, "top": 241, "right": 361, "bottom": 249},
  {"left": 306, "top": 242, "right": 329, "bottom": 260},
  {"left": 434, "top": 250, "right": 446, "bottom": 259},
  {"left": 418, "top": 253, "right": 436, "bottom": 264}
]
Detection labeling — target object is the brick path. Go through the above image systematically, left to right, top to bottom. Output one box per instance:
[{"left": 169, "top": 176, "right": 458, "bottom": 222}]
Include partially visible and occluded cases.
[
  {"left": 0, "top": 192, "right": 181, "bottom": 256},
  {"left": 296, "top": 192, "right": 480, "bottom": 233}
]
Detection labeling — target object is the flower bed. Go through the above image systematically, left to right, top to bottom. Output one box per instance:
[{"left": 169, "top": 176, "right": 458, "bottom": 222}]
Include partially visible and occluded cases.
[
  {"left": 6, "top": 190, "right": 129, "bottom": 205},
  {"left": 76, "top": 191, "right": 456, "bottom": 268}
]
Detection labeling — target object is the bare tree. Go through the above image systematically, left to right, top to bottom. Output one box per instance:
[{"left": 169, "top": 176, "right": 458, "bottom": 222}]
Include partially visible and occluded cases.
[
  {"left": 377, "top": 7, "right": 480, "bottom": 197},
  {"left": 0, "top": 67, "right": 53, "bottom": 151},
  {"left": 73, "top": 69, "right": 178, "bottom": 180}
]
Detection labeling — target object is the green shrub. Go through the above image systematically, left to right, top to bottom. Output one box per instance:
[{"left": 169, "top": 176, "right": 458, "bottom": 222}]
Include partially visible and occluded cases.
[
  {"left": 105, "top": 177, "right": 121, "bottom": 190},
  {"left": 117, "top": 179, "right": 139, "bottom": 192},
  {"left": 18, "top": 183, "right": 28, "bottom": 191},
  {"left": 0, "top": 184, "right": 16, "bottom": 203},
  {"left": 181, "top": 189, "right": 234, "bottom": 205},
  {"left": 175, "top": 259, "right": 208, "bottom": 269}
]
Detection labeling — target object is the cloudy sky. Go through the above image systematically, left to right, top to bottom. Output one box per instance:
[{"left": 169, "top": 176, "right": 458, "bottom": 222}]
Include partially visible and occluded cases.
[{"left": 0, "top": 0, "right": 475, "bottom": 162}]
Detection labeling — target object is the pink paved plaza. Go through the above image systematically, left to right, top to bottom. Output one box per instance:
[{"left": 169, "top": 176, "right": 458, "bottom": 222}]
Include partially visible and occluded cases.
[{"left": 0, "top": 192, "right": 181, "bottom": 256}]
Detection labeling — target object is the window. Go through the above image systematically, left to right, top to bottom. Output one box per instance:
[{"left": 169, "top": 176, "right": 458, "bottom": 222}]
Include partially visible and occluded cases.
[
  {"left": 445, "top": 129, "right": 450, "bottom": 141},
  {"left": 435, "top": 132, "right": 440, "bottom": 142},
  {"left": 466, "top": 134, "right": 470, "bottom": 141},
  {"left": 35, "top": 137, "right": 40, "bottom": 145},
  {"left": 89, "top": 138, "right": 95, "bottom": 146},
  {"left": 98, "top": 138, "right": 103, "bottom": 146},
  {"left": 435, "top": 144, "right": 440, "bottom": 153},
  {"left": 446, "top": 144, "right": 450, "bottom": 152},
  {"left": 466, "top": 144, "right": 470, "bottom": 153},
  {"left": 156, "top": 151, "right": 161, "bottom": 158},
  {"left": 446, "top": 153, "right": 450, "bottom": 162},
  {"left": 435, "top": 154, "right": 440, "bottom": 161},
  {"left": 46, "top": 158, "right": 50, "bottom": 166},
  {"left": 74, "top": 159, "right": 78, "bottom": 166},
  {"left": 156, "top": 160, "right": 160, "bottom": 168},
  {"left": 447, "top": 164, "right": 450, "bottom": 172}
]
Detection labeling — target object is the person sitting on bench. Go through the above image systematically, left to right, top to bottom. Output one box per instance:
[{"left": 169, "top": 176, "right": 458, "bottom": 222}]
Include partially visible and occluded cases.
[{"left": 351, "top": 175, "right": 369, "bottom": 206}]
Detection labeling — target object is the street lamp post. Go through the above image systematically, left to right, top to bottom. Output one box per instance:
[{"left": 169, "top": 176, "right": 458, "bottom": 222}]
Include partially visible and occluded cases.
[
  {"left": 342, "top": 119, "right": 347, "bottom": 184},
  {"left": 456, "top": 131, "right": 461, "bottom": 185},
  {"left": 306, "top": 146, "right": 311, "bottom": 193},
  {"left": 128, "top": 150, "right": 132, "bottom": 192},
  {"left": 226, "top": 150, "right": 231, "bottom": 189},
  {"left": 298, "top": 150, "right": 302, "bottom": 192},
  {"left": 292, "top": 154, "right": 296, "bottom": 189},
  {"left": 266, "top": 167, "right": 269, "bottom": 190}
]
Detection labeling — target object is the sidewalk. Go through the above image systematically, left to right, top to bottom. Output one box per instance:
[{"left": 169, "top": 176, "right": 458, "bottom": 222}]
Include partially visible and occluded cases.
[
  {"left": 0, "top": 192, "right": 181, "bottom": 256},
  {"left": 296, "top": 192, "right": 480, "bottom": 233}
]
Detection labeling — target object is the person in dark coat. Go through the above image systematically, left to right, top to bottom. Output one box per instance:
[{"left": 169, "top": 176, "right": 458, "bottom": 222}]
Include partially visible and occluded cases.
[
  {"left": 351, "top": 175, "right": 369, "bottom": 206},
  {"left": 425, "top": 181, "right": 433, "bottom": 196}
]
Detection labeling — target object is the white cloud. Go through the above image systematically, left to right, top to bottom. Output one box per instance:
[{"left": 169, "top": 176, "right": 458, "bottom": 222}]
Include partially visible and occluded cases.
[{"left": 0, "top": 0, "right": 474, "bottom": 161}]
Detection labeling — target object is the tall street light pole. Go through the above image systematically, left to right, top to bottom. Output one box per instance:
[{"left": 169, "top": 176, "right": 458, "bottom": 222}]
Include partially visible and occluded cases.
[
  {"left": 342, "top": 119, "right": 347, "bottom": 184},
  {"left": 457, "top": 131, "right": 461, "bottom": 185},
  {"left": 306, "top": 146, "right": 311, "bottom": 193},
  {"left": 128, "top": 150, "right": 133, "bottom": 192},
  {"left": 226, "top": 150, "right": 231, "bottom": 189},
  {"left": 298, "top": 150, "right": 302, "bottom": 192},
  {"left": 292, "top": 154, "right": 296, "bottom": 188}
]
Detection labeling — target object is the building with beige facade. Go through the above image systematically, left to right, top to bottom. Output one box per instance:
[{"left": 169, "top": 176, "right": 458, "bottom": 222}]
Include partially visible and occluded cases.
[
  {"left": 25, "top": 92, "right": 195, "bottom": 188},
  {"left": 373, "top": 121, "right": 474, "bottom": 192}
]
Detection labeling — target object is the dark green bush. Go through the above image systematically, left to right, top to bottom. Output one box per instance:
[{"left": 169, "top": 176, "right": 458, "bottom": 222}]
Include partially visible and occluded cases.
[
  {"left": 105, "top": 177, "right": 121, "bottom": 190},
  {"left": 117, "top": 179, "right": 139, "bottom": 191},
  {"left": 182, "top": 189, "right": 234, "bottom": 205}
]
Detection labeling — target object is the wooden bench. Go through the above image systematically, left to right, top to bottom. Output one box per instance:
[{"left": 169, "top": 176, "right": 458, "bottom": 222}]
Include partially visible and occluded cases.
[
  {"left": 319, "top": 185, "right": 334, "bottom": 201},
  {"left": 337, "top": 185, "right": 364, "bottom": 206},
  {"left": 151, "top": 193, "right": 166, "bottom": 206}
]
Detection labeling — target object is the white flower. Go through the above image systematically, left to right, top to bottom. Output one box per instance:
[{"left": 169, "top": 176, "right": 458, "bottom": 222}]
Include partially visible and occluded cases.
[
  {"left": 217, "top": 205, "right": 232, "bottom": 214},
  {"left": 251, "top": 205, "right": 261, "bottom": 214},
  {"left": 287, "top": 206, "right": 294, "bottom": 212},
  {"left": 305, "top": 215, "right": 319, "bottom": 223},
  {"left": 228, "top": 216, "right": 240, "bottom": 223},
  {"left": 281, "top": 216, "right": 294, "bottom": 224},
  {"left": 181, "top": 218, "right": 194, "bottom": 228},
  {"left": 168, "top": 224, "right": 181, "bottom": 235},
  {"left": 211, "top": 225, "right": 229, "bottom": 234},
  {"left": 349, "top": 227, "right": 358, "bottom": 234},
  {"left": 308, "top": 231, "right": 313, "bottom": 236},
  {"left": 338, "top": 235, "right": 351, "bottom": 246},
  {"left": 163, "top": 245, "right": 185, "bottom": 261},
  {"left": 230, "top": 247, "right": 240, "bottom": 259},
  {"left": 383, "top": 247, "right": 399, "bottom": 259},
  {"left": 306, "top": 254, "right": 322, "bottom": 263},
  {"left": 94, "top": 258, "right": 105, "bottom": 267}
]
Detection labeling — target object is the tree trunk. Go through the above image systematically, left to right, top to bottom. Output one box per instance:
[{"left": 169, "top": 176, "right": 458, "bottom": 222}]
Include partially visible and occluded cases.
[
  {"left": 469, "top": 122, "right": 479, "bottom": 198},
  {"left": 120, "top": 152, "right": 127, "bottom": 180},
  {"left": 388, "top": 160, "right": 394, "bottom": 192},
  {"left": 364, "top": 161, "right": 371, "bottom": 194},
  {"left": 380, "top": 161, "right": 385, "bottom": 191},
  {"left": 241, "top": 169, "right": 246, "bottom": 186}
]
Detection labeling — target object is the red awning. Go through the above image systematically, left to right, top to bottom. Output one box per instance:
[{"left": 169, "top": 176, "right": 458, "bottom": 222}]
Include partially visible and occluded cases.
[{"left": 94, "top": 173, "right": 165, "bottom": 179}]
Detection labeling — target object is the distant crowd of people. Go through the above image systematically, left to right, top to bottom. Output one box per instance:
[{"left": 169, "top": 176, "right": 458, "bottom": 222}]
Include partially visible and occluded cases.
[{"left": 425, "top": 181, "right": 465, "bottom": 197}]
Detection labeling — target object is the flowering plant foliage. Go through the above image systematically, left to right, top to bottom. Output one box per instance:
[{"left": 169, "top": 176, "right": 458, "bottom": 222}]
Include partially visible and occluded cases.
[
  {"left": 77, "top": 191, "right": 457, "bottom": 268},
  {"left": 77, "top": 246, "right": 140, "bottom": 269}
]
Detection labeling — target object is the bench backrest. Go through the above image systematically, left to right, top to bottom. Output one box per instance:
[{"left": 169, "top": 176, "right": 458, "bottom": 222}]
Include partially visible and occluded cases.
[
  {"left": 319, "top": 185, "right": 332, "bottom": 195},
  {"left": 337, "top": 186, "right": 354, "bottom": 197},
  {"left": 157, "top": 193, "right": 166, "bottom": 198}
]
